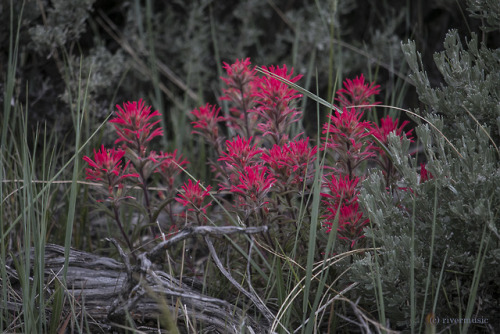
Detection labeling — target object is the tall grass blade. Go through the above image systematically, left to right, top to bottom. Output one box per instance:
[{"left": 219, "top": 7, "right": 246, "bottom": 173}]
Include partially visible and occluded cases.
[
  {"left": 1, "top": 0, "right": 24, "bottom": 329},
  {"left": 61, "top": 54, "right": 90, "bottom": 281},
  {"left": 256, "top": 66, "right": 342, "bottom": 114},
  {"left": 301, "top": 78, "right": 327, "bottom": 334},
  {"left": 432, "top": 249, "right": 448, "bottom": 314}
]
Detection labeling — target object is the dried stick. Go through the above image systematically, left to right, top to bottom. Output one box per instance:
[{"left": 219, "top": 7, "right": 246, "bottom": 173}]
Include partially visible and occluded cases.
[
  {"left": 148, "top": 225, "right": 268, "bottom": 262},
  {"left": 204, "top": 235, "right": 275, "bottom": 327},
  {"left": 106, "top": 238, "right": 132, "bottom": 281}
]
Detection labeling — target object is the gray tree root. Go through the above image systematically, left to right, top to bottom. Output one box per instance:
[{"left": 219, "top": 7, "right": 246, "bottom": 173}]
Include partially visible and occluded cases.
[{"left": 4, "top": 226, "right": 272, "bottom": 333}]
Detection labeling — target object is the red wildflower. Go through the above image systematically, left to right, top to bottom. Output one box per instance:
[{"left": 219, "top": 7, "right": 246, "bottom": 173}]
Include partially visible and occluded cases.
[
  {"left": 221, "top": 58, "right": 260, "bottom": 138},
  {"left": 221, "top": 58, "right": 257, "bottom": 89},
  {"left": 253, "top": 64, "right": 303, "bottom": 143},
  {"left": 335, "top": 74, "right": 380, "bottom": 110},
  {"left": 110, "top": 99, "right": 163, "bottom": 156},
  {"left": 191, "top": 103, "right": 225, "bottom": 144},
  {"left": 322, "top": 107, "right": 375, "bottom": 174},
  {"left": 322, "top": 107, "right": 372, "bottom": 150},
  {"left": 369, "top": 115, "right": 415, "bottom": 185},
  {"left": 370, "top": 115, "right": 414, "bottom": 145},
  {"left": 218, "top": 136, "right": 262, "bottom": 171},
  {"left": 262, "top": 138, "right": 317, "bottom": 188},
  {"left": 284, "top": 138, "right": 318, "bottom": 174},
  {"left": 261, "top": 144, "right": 291, "bottom": 193},
  {"left": 262, "top": 144, "right": 288, "bottom": 169},
  {"left": 83, "top": 145, "right": 139, "bottom": 195},
  {"left": 153, "top": 150, "right": 189, "bottom": 190},
  {"left": 420, "top": 163, "right": 433, "bottom": 183},
  {"left": 395, "top": 164, "right": 434, "bottom": 195},
  {"left": 230, "top": 165, "right": 275, "bottom": 208},
  {"left": 321, "top": 174, "right": 368, "bottom": 248},
  {"left": 321, "top": 174, "right": 361, "bottom": 206},
  {"left": 176, "top": 180, "right": 212, "bottom": 214},
  {"left": 324, "top": 202, "right": 369, "bottom": 248}
]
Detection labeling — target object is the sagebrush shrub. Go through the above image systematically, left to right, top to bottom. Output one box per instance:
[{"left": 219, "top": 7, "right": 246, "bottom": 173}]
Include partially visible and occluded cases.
[{"left": 347, "top": 2, "right": 500, "bottom": 330}]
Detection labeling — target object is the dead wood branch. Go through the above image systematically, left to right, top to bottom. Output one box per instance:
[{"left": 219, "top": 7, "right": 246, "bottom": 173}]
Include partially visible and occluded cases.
[{"left": 4, "top": 226, "right": 272, "bottom": 333}]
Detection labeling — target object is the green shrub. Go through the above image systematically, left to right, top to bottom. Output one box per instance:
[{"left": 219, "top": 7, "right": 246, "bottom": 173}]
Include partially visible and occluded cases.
[{"left": 349, "top": 1, "right": 500, "bottom": 331}]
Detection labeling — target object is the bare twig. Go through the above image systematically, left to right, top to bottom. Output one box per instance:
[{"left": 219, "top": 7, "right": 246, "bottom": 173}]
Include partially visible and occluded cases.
[
  {"left": 148, "top": 225, "right": 268, "bottom": 262},
  {"left": 204, "top": 235, "right": 275, "bottom": 328},
  {"left": 107, "top": 238, "right": 132, "bottom": 281}
]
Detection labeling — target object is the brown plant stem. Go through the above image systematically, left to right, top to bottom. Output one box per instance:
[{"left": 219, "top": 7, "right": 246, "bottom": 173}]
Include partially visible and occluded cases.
[
  {"left": 238, "top": 81, "right": 251, "bottom": 139},
  {"left": 137, "top": 167, "right": 156, "bottom": 236},
  {"left": 112, "top": 204, "right": 136, "bottom": 260}
]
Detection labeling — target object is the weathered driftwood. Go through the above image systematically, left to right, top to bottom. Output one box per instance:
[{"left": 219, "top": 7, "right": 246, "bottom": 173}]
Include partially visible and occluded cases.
[{"left": 5, "top": 226, "right": 272, "bottom": 333}]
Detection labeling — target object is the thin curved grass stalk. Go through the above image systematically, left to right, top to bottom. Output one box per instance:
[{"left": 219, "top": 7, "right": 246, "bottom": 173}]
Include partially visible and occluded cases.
[
  {"left": 256, "top": 66, "right": 342, "bottom": 114},
  {"left": 373, "top": 104, "right": 463, "bottom": 159},
  {"left": 270, "top": 248, "right": 378, "bottom": 333}
]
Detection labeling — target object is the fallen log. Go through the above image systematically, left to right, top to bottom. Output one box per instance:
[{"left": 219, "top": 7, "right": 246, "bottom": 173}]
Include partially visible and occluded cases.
[{"left": 4, "top": 226, "right": 272, "bottom": 333}]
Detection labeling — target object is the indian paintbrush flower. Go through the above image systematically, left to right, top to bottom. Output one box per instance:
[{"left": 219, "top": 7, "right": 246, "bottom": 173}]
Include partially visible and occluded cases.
[
  {"left": 220, "top": 58, "right": 260, "bottom": 138},
  {"left": 253, "top": 64, "right": 303, "bottom": 144},
  {"left": 335, "top": 74, "right": 380, "bottom": 111},
  {"left": 109, "top": 99, "right": 165, "bottom": 231},
  {"left": 110, "top": 99, "right": 163, "bottom": 157},
  {"left": 191, "top": 103, "right": 225, "bottom": 154},
  {"left": 322, "top": 107, "right": 375, "bottom": 176},
  {"left": 369, "top": 115, "right": 414, "bottom": 186},
  {"left": 370, "top": 115, "right": 414, "bottom": 146},
  {"left": 218, "top": 136, "right": 263, "bottom": 172},
  {"left": 262, "top": 138, "right": 317, "bottom": 191},
  {"left": 83, "top": 145, "right": 139, "bottom": 198},
  {"left": 83, "top": 145, "right": 140, "bottom": 252},
  {"left": 153, "top": 150, "right": 189, "bottom": 191},
  {"left": 419, "top": 163, "right": 433, "bottom": 183},
  {"left": 226, "top": 165, "right": 276, "bottom": 215},
  {"left": 321, "top": 174, "right": 368, "bottom": 248},
  {"left": 176, "top": 180, "right": 212, "bottom": 225}
]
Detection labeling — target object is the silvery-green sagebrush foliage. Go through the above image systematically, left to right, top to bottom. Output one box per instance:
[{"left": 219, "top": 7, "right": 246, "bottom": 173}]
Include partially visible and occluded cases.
[{"left": 349, "top": 0, "right": 500, "bottom": 330}]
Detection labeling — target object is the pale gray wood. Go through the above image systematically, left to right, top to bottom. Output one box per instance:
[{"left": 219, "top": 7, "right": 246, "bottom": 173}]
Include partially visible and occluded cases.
[{"left": 5, "top": 233, "right": 270, "bottom": 334}]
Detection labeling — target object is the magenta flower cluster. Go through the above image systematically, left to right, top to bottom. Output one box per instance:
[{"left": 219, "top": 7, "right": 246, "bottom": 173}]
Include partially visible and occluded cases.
[
  {"left": 84, "top": 58, "right": 428, "bottom": 251},
  {"left": 190, "top": 61, "right": 416, "bottom": 248},
  {"left": 83, "top": 99, "right": 210, "bottom": 248}
]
